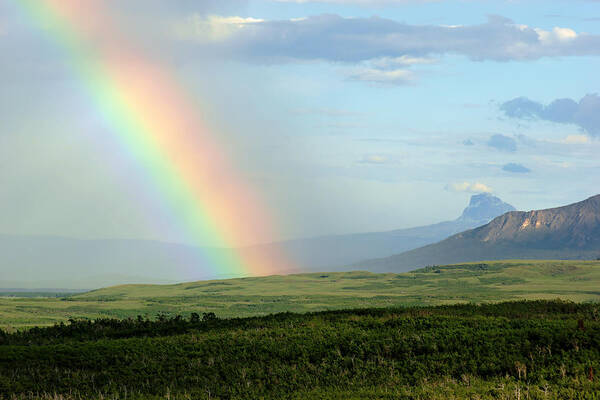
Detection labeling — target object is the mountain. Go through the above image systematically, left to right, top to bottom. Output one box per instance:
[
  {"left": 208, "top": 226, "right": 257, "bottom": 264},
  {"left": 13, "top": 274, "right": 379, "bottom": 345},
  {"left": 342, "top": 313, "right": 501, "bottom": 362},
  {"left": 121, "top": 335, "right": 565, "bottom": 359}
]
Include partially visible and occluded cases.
[
  {"left": 252, "top": 193, "right": 515, "bottom": 269},
  {"left": 458, "top": 193, "right": 516, "bottom": 222},
  {"left": 0, "top": 194, "right": 514, "bottom": 288},
  {"left": 360, "top": 194, "right": 600, "bottom": 272}
]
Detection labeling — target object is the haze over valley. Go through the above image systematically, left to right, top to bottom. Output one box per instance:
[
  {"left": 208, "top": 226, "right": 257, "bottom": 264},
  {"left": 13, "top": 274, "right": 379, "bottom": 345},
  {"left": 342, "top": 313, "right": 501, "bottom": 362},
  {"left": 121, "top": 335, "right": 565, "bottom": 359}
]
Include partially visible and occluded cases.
[{"left": 0, "top": 193, "right": 516, "bottom": 288}]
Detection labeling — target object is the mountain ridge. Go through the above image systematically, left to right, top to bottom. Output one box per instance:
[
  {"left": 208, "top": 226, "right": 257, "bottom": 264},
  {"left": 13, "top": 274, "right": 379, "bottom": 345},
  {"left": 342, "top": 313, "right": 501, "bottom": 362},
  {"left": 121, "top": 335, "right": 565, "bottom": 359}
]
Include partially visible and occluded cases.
[
  {"left": 0, "top": 193, "right": 515, "bottom": 288},
  {"left": 246, "top": 193, "right": 515, "bottom": 269},
  {"left": 359, "top": 194, "right": 600, "bottom": 272}
]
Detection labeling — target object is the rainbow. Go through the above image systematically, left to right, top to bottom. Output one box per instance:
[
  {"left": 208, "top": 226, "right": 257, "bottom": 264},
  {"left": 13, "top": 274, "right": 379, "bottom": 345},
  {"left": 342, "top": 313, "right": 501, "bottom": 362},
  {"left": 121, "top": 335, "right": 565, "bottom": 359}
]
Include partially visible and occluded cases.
[{"left": 14, "top": 0, "right": 294, "bottom": 277}]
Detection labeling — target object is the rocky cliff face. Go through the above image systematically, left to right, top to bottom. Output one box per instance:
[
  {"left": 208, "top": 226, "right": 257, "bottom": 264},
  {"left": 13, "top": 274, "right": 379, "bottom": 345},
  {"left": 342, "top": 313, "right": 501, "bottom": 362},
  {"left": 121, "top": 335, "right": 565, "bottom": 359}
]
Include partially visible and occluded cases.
[
  {"left": 359, "top": 194, "right": 600, "bottom": 272},
  {"left": 460, "top": 194, "right": 600, "bottom": 249}
]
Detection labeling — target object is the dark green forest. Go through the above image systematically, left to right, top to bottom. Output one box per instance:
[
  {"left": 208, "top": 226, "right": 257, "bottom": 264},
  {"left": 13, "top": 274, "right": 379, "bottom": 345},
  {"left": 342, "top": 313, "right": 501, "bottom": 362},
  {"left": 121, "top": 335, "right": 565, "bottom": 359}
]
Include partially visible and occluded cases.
[{"left": 1, "top": 300, "right": 600, "bottom": 399}]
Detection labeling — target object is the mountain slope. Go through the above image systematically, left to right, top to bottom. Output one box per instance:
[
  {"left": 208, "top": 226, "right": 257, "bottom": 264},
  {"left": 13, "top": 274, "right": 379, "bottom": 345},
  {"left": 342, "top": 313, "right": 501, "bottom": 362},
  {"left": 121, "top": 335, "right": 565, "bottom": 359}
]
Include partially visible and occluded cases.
[
  {"left": 249, "top": 193, "right": 515, "bottom": 269},
  {"left": 0, "top": 194, "right": 514, "bottom": 288},
  {"left": 360, "top": 195, "right": 600, "bottom": 272}
]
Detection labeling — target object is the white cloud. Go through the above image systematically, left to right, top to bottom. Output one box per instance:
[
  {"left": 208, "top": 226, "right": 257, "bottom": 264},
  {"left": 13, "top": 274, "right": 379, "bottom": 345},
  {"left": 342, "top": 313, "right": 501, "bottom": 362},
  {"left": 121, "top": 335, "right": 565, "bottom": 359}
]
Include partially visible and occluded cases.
[
  {"left": 274, "top": 0, "right": 440, "bottom": 3},
  {"left": 173, "top": 14, "right": 600, "bottom": 63},
  {"left": 172, "top": 15, "right": 264, "bottom": 42},
  {"left": 535, "top": 27, "right": 578, "bottom": 45},
  {"left": 346, "top": 55, "right": 434, "bottom": 85},
  {"left": 370, "top": 56, "right": 437, "bottom": 69},
  {"left": 349, "top": 68, "right": 415, "bottom": 85},
  {"left": 560, "top": 134, "right": 590, "bottom": 144},
  {"left": 359, "top": 154, "right": 390, "bottom": 164},
  {"left": 532, "top": 156, "right": 573, "bottom": 169},
  {"left": 446, "top": 182, "right": 493, "bottom": 194}
]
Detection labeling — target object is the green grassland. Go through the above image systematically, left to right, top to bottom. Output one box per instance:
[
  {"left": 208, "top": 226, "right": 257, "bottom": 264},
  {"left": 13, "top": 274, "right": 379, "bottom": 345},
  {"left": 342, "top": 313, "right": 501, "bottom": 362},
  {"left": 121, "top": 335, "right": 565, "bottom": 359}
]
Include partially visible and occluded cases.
[{"left": 2, "top": 260, "right": 600, "bottom": 329}]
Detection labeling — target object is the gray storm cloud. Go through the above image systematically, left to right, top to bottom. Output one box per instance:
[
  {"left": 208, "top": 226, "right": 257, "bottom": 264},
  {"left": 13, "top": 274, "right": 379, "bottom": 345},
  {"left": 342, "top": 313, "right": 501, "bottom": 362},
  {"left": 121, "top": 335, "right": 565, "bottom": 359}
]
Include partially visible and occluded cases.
[
  {"left": 186, "top": 14, "right": 600, "bottom": 63},
  {"left": 500, "top": 94, "right": 600, "bottom": 136}
]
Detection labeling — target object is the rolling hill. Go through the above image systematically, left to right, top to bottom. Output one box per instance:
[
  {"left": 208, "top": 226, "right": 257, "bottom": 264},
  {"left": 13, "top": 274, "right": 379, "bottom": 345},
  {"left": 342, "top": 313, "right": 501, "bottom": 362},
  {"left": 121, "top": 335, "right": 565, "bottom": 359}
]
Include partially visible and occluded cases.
[
  {"left": 360, "top": 194, "right": 600, "bottom": 272},
  {"left": 2, "top": 259, "right": 599, "bottom": 328}
]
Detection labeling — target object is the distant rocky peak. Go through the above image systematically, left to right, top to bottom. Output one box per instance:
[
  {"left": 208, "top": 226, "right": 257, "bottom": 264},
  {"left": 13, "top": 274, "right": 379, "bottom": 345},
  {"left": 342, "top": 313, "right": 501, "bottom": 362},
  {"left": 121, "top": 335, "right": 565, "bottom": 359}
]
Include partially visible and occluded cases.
[{"left": 458, "top": 193, "right": 516, "bottom": 223}]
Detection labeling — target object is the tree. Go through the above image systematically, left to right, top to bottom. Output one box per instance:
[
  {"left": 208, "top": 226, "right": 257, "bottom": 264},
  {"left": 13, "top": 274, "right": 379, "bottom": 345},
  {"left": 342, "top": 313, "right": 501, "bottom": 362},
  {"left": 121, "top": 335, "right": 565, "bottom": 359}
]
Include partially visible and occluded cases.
[
  {"left": 202, "top": 312, "right": 217, "bottom": 322},
  {"left": 190, "top": 313, "right": 200, "bottom": 323}
]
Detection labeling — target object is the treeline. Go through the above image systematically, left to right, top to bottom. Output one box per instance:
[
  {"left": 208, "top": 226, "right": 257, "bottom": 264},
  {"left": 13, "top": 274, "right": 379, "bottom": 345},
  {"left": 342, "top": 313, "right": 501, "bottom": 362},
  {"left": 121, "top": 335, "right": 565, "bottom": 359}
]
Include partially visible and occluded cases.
[
  {"left": 2, "top": 299, "right": 597, "bottom": 345},
  {"left": 1, "top": 300, "right": 600, "bottom": 399},
  {"left": 0, "top": 311, "right": 221, "bottom": 345}
]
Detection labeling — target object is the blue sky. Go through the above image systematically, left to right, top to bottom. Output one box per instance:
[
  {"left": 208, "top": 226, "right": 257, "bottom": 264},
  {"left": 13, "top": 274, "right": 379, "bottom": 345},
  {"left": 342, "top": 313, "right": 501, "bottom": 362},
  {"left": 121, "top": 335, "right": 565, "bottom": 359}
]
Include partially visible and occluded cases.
[{"left": 0, "top": 0, "right": 599, "bottom": 244}]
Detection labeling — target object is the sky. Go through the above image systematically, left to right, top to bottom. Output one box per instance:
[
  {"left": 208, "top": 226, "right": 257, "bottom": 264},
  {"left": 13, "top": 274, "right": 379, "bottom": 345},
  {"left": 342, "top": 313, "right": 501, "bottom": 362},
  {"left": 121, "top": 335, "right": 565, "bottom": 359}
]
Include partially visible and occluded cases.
[{"left": 0, "top": 0, "right": 599, "bottom": 246}]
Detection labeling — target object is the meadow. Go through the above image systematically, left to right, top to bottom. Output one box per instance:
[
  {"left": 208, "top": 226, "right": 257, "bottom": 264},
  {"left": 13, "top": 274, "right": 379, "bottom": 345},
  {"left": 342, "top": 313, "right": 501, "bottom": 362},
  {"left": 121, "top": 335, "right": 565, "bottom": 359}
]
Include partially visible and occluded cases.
[{"left": 1, "top": 260, "right": 600, "bottom": 329}]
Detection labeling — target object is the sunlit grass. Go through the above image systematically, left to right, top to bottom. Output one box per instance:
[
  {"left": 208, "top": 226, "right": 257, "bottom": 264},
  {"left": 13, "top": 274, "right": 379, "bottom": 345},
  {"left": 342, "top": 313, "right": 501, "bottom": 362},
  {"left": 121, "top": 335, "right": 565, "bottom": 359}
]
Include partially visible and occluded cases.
[{"left": 2, "top": 260, "right": 599, "bottom": 329}]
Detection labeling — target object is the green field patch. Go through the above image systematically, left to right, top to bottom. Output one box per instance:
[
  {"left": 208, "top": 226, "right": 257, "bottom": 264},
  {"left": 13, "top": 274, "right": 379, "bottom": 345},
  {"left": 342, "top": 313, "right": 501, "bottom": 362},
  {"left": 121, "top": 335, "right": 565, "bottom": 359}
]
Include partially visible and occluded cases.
[
  {"left": 2, "top": 260, "right": 600, "bottom": 328},
  {"left": 342, "top": 273, "right": 382, "bottom": 279},
  {"left": 477, "top": 276, "right": 528, "bottom": 285},
  {"left": 183, "top": 281, "right": 235, "bottom": 290}
]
